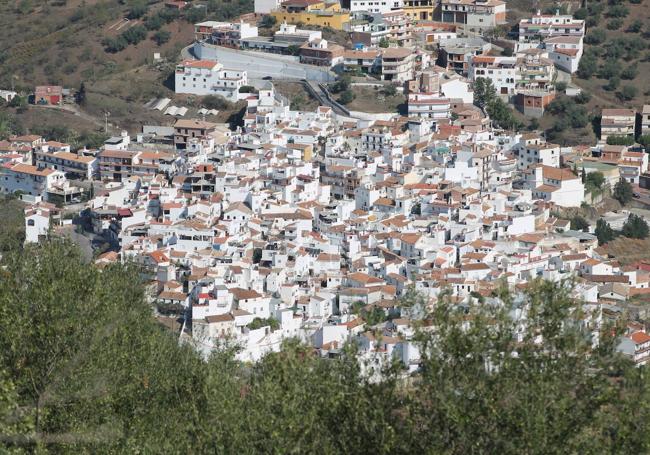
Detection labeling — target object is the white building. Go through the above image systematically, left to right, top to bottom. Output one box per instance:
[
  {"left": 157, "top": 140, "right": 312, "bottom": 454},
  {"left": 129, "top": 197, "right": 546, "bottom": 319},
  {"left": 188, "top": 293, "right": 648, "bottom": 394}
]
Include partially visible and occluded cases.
[
  {"left": 350, "top": 0, "right": 403, "bottom": 14},
  {"left": 468, "top": 55, "right": 518, "bottom": 97},
  {"left": 175, "top": 59, "right": 248, "bottom": 101},
  {"left": 407, "top": 93, "right": 451, "bottom": 119},
  {"left": 517, "top": 142, "right": 560, "bottom": 170},
  {"left": 0, "top": 163, "right": 66, "bottom": 200},
  {"left": 527, "top": 165, "right": 584, "bottom": 207}
]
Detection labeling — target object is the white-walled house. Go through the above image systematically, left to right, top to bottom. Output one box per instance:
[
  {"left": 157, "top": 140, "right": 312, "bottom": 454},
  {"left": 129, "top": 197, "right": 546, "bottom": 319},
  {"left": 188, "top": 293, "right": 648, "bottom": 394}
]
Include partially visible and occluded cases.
[
  {"left": 175, "top": 60, "right": 247, "bottom": 101},
  {"left": 526, "top": 165, "right": 584, "bottom": 207}
]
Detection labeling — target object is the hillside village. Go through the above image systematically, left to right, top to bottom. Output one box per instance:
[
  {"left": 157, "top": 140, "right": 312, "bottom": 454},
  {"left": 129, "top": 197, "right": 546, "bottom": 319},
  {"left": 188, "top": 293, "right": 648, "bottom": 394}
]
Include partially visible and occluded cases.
[{"left": 2, "top": 0, "right": 650, "bottom": 369}]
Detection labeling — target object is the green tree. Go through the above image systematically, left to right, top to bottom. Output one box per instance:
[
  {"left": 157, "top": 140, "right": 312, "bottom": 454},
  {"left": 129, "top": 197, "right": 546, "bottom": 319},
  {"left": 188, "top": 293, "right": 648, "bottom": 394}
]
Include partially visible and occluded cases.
[
  {"left": 260, "top": 15, "right": 277, "bottom": 28},
  {"left": 607, "top": 18, "right": 623, "bottom": 30},
  {"left": 585, "top": 28, "right": 606, "bottom": 45},
  {"left": 152, "top": 30, "right": 171, "bottom": 46},
  {"left": 379, "top": 37, "right": 390, "bottom": 48},
  {"left": 577, "top": 54, "right": 597, "bottom": 79},
  {"left": 621, "top": 65, "right": 637, "bottom": 80},
  {"left": 473, "top": 77, "right": 496, "bottom": 110},
  {"left": 617, "top": 85, "right": 637, "bottom": 101},
  {"left": 338, "top": 89, "right": 355, "bottom": 105},
  {"left": 606, "top": 135, "right": 635, "bottom": 146},
  {"left": 637, "top": 135, "right": 650, "bottom": 151},
  {"left": 585, "top": 171, "right": 605, "bottom": 190},
  {"left": 613, "top": 178, "right": 634, "bottom": 205},
  {"left": 621, "top": 214, "right": 649, "bottom": 239},
  {"left": 570, "top": 215, "right": 589, "bottom": 231},
  {"left": 595, "top": 218, "right": 616, "bottom": 245}
]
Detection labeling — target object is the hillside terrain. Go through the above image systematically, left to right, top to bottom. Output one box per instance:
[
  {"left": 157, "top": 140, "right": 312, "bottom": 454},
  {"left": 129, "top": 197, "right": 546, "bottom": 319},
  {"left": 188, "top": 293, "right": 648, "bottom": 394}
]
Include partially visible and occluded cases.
[{"left": 0, "top": 0, "right": 250, "bottom": 135}]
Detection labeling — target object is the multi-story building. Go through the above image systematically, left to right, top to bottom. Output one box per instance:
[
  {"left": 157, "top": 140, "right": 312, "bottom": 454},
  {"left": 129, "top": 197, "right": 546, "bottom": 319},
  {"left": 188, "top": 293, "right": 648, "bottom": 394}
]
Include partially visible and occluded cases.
[
  {"left": 271, "top": 0, "right": 351, "bottom": 30},
  {"left": 350, "top": 0, "right": 402, "bottom": 14},
  {"left": 402, "top": 0, "right": 434, "bottom": 20},
  {"left": 439, "top": 0, "right": 506, "bottom": 30},
  {"left": 518, "top": 11, "right": 585, "bottom": 43},
  {"left": 209, "top": 20, "right": 259, "bottom": 47},
  {"left": 543, "top": 36, "right": 583, "bottom": 73},
  {"left": 438, "top": 37, "right": 490, "bottom": 75},
  {"left": 299, "top": 39, "right": 345, "bottom": 67},
  {"left": 381, "top": 47, "right": 416, "bottom": 82},
  {"left": 343, "top": 49, "right": 381, "bottom": 74},
  {"left": 468, "top": 55, "right": 518, "bottom": 97},
  {"left": 175, "top": 59, "right": 247, "bottom": 101},
  {"left": 407, "top": 93, "right": 451, "bottom": 119},
  {"left": 641, "top": 105, "right": 650, "bottom": 136},
  {"left": 601, "top": 109, "right": 636, "bottom": 142},
  {"left": 174, "top": 119, "right": 219, "bottom": 151},
  {"left": 517, "top": 142, "right": 560, "bottom": 170},
  {"left": 34, "top": 150, "right": 97, "bottom": 180},
  {"left": 97, "top": 150, "right": 175, "bottom": 182},
  {"left": 0, "top": 163, "right": 66, "bottom": 200},
  {"left": 527, "top": 164, "right": 584, "bottom": 207}
]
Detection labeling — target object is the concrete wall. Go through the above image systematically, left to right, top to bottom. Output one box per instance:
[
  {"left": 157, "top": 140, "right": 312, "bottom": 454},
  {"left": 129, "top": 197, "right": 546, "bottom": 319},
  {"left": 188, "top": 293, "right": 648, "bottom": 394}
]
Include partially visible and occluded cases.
[{"left": 194, "top": 42, "right": 336, "bottom": 83}]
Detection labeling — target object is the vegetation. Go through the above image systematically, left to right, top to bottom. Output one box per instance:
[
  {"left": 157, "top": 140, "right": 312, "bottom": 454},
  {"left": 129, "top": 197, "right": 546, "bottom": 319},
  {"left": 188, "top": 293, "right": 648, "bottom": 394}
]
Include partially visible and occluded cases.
[
  {"left": 473, "top": 78, "right": 520, "bottom": 130},
  {"left": 201, "top": 95, "right": 234, "bottom": 110},
  {"left": 607, "top": 135, "right": 635, "bottom": 146},
  {"left": 613, "top": 179, "right": 634, "bottom": 205},
  {"left": 0, "top": 197, "right": 26, "bottom": 252},
  {"left": 621, "top": 214, "right": 649, "bottom": 239},
  {"left": 570, "top": 215, "right": 589, "bottom": 231},
  {"left": 595, "top": 218, "right": 616, "bottom": 245},
  {"left": 1, "top": 243, "right": 649, "bottom": 453},
  {"left": 247, "top": 317, "right": 280, "bottom": 331}
]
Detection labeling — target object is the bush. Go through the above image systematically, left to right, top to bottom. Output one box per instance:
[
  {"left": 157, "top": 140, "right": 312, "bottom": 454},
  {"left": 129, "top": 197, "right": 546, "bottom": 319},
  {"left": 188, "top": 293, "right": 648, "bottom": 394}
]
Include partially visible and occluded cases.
[
  {"left": 127, "top": 1, "right": 148, "bottom": 19},
  {"left": 607, "top": 4, "right": 628, "bottom": 17},
  {"left": 573, "top": 7, "right": 588, "bottom": 19},
  {"left": 260, "top": 15, "right": 277, "bottom": 28},
  {"left": 607, "top": 18, "right": 623, "bottom": 30},
  {"left": 627, "top": 19, "right": 643, "bottom": 33},
  {"left": 122, "top": 25, "right": 148, "bottom": 45},
  {"left": 585, "top": 28, "right": 606, "bottom": 45},
  {"left": 153, "top": 30, "right": 171, "bottom": 46},
  {"left": 102, "top": 36, "right": 128, "bottom": 53},
  {"left": 621, "top": 65, "right": 637, "bottom": 80},
  {"left": 604, "top": 76, "right": 620, "bottom": 91},
  {"left": 555, "top": 81, "right": 567, "bottom": 92},
  {"left": 381, "top": 85, "right": 397, "bottom": 97},
  {"left": 617, "top": 85, "right": 637, "bottom": 101},
  {"left": 338, "top": 89, "right": 355, "bottom": 105},
  {"left": 574, "top": 92, "right": 591, "bottom": 104},
  {"left": 201, "top": 95, "right": 233, "bottom": 110},
  {"left": 606, "top": 135, "right": 635, "bottom": 146},
  {"left": 613, "top": 179, "right": 633, "bottom": 205},
  {"left": 622, "top": 214, "right": 649, "bottom": 239},
  {"left": 570, "top": 216, "right": 589, "bottom": 231}
]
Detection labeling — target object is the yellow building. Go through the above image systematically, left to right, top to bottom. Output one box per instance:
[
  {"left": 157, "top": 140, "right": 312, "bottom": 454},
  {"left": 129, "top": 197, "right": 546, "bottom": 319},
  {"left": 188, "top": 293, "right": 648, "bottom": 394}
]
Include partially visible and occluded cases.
[
  {"left": 271, "top": 0, "right": 350, "bottom": 30},
  {"left": 402, "top": 0, "right": 434, "bottom": 21}
]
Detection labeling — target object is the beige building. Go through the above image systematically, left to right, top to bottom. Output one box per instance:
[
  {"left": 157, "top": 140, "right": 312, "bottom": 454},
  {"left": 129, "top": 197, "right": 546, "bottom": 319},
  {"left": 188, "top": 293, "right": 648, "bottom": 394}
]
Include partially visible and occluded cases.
[{"left": 601, "top": 108, "right": 636, "bottom": 142}]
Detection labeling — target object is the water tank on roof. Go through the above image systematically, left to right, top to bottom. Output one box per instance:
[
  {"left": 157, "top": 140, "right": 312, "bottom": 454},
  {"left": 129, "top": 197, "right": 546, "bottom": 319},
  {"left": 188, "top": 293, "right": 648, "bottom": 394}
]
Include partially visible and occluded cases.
[{"left": 353, "top": 43, "right": 364, "bottom": 50}]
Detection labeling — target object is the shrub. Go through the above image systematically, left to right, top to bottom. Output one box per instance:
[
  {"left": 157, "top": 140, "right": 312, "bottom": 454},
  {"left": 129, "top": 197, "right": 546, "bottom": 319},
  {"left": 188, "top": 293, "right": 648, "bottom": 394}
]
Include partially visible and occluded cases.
[
  {"left": 127, "top": 1, "right": 148, "bottom": 19},
  {"left": 607, "top": 4, "right": 628, "bottom": 17},
  {"left": 573, "top": 7, "right": 588, "bottom": 19},
  {"left": 607, "top": 18, "right": 623, "bottom": 30},
  {"left": 627, "top": 19, "right": 643, "bottom": 33},
  {"left": 122, "top": 25, "right": 148, "bottom": 45},
  {"left": 585, "top": 28, "right": 606, "bottom": 45},
  {"left": 153, "top": 30, "right": 171, "bottom": 45},
  {"left": 621, "top": 65, "right": 637, "bottom": 80},
  {"left": 604, "top": 76, "right": 620, "bottom": 91},
  {"left": 617, "top": 85, "right": 637, "bottom": 101},
  {"left": 338, "top": 89, "right": 355, "bottom": 105},
  {"left": 574, "top": 92, "right": 591, "bottom": 104},
  {"left": 201, "top": 95, "right": 233, "bottom": 110},
  {"left": 606, "top": 135, "right": 635, "bottom": 146},
  {"left": 613, "top": 179, "right": 633, "bottom": 205},
  {"left": 622, "top": 214, "right": 649, "bottom": 239}
]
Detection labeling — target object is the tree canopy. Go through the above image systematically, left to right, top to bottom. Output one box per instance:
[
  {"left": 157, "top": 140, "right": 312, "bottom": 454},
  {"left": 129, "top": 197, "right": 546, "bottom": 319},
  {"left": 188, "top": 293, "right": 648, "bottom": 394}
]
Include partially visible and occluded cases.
[
  {"left": 613, "top": 179, "right": 634, "bottom": 205},
  {"left": 1, "top": 242, "right": 649, "bottom": 453}
]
